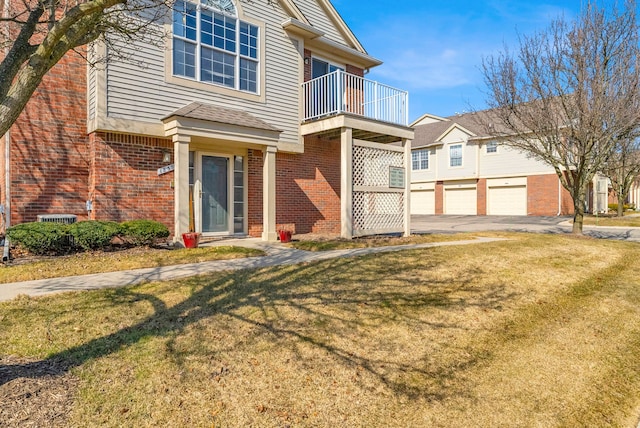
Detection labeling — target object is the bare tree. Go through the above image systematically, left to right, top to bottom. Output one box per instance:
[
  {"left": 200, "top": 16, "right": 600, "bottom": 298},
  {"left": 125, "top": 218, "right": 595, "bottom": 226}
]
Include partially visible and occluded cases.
[
  {"left": 0, "top": 0, "right": 175, "bottom": 138},
  {"left": 481, "top": 1, "right": 640, "bottom": 234},
  {"left": 602, "top": 135, "right": 640, "bottom": 216}
]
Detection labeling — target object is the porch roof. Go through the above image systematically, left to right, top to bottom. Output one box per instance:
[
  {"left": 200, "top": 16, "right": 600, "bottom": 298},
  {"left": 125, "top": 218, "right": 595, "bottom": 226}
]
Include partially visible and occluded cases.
[{"left": 163, "top": 102, "right": 282, "bottom": 133}]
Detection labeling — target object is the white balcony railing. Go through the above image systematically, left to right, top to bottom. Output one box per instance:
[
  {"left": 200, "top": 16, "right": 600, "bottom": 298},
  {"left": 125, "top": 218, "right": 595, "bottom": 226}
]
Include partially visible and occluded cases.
[{"left": 302, "top": 70, "right": 409, "bottom": 127}]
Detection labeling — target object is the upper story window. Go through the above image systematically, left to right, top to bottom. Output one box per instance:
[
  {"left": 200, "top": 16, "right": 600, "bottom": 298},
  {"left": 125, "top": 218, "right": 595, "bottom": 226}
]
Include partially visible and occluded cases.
[
  {"left": 172, "top": 0, "right": 259, "bottom": 94},
  {"left": 486, "top": 141, "right": 498, "bottom": 154},
  {"left": 450, "top": 144, "right": 463, "bottom": 167},
  {"left": 412, "top": 148, "right": 429, "bottom": 170}
]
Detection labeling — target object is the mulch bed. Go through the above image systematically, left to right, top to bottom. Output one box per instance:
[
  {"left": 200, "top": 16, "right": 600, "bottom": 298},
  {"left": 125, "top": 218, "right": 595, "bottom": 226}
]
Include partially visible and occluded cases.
[{"left": 0, "top": 356, "right": 78, "bottom": 427}]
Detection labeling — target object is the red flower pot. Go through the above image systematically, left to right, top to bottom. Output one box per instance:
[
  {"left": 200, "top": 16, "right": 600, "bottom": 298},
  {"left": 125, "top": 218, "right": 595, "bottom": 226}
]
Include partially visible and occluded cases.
[
  {"left": 278, "top": 230, "right": 292, "bottom": 243},
  {"left": 182, "top": 232, "right": 201, "bottom": 248}
]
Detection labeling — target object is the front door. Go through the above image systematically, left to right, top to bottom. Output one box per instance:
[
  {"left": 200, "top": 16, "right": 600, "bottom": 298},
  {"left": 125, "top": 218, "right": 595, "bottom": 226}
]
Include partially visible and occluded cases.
[{"left": 199, "top": 154, "right": 231, "bottom": 234}]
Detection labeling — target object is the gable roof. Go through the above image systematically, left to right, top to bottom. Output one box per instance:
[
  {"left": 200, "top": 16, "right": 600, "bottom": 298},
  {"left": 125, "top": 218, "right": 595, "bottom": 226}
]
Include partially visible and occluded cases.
[
  {"left": 284, "top": 0, "right": 377, "bottom": 67},
  {"left": 163, "top": 102, "right": 282, "bottom": 132},
  {"left": 413, "top": 110, "right": 498, "bottom": 149},
  {"left": 410, "top": 113, "right": 449, "bottom": 127}
]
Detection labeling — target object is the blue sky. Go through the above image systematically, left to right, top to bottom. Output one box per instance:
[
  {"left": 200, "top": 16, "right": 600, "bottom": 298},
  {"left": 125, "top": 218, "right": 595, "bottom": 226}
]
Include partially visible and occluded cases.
[{"left": 331, "top": 0, "right": 585, "bottom": 123}]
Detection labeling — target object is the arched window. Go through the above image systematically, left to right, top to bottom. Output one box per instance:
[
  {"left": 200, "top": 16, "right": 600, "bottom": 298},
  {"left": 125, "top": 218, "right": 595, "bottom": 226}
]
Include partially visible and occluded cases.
[{"left": 172, "top": 0, "right": 259, "bottom": 93}]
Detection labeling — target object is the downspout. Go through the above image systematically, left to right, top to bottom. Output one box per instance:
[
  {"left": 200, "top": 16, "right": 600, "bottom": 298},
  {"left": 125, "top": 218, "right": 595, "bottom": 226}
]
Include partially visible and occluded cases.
[
  {"left": 2, "top": 0, "right": 10, "bottom": 262},
  {"left": 3, "top": 128, "right": 10, "bottom": 262},
  {"left": 556, "top": 176, "right": 562, "bottom": 216}
]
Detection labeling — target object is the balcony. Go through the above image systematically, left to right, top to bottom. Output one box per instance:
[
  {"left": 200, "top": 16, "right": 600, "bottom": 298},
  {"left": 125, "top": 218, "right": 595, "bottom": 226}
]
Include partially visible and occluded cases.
[{"left": 302, "top": 70, "right": 409, "bottom": 127}]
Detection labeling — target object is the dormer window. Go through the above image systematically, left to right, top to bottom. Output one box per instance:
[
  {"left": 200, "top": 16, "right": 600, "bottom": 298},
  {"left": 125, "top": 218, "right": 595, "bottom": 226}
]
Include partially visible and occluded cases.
[{"left": 172, "top": 0, "right": 259, "bottom": 94}]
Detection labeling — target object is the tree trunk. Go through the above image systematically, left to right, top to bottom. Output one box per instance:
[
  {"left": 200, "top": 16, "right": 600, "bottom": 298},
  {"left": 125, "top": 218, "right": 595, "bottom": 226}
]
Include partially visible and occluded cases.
[
  {"left": 572, "top": 192, "right": 585, "bottom": 234},
  {"left": 618, "top": 194, "right": 625, "bottom": 217}
]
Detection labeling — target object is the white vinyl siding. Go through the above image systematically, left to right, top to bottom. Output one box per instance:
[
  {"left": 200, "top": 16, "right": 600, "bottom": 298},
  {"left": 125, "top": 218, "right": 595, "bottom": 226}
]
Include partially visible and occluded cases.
[
  {"left": 103, "top": 0, "right": 300, "bottom": 145},
  {"left": 294, "top": 0, "right": 349, "bottom": 46},
  {"left": 481, "top": 144, "right": 554, "bottom": 177}
]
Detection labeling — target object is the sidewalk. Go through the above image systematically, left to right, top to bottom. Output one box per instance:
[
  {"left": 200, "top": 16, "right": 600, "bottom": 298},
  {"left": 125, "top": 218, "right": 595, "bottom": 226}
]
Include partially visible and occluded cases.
[{"left": 0, "top": 237, "right": 505, "bottom": 302}]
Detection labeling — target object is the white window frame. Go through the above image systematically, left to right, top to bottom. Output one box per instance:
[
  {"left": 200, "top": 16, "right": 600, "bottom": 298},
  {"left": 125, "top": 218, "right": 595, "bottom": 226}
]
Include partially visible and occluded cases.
[
  {"left": 172, "top": 0, "right": 260, "bottom": 95},
  {"left": 486, "top": 141, "right": 498, "bottom": 154},
  {"left": 449, "top": 143, "right": 463, "bottom": 168},
  {"left": 412, "top": 148, "right": 429, "bottom": 171}
]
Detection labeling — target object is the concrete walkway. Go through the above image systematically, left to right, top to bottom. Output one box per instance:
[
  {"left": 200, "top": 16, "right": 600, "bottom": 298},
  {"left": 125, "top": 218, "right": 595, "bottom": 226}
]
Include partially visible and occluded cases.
[{"left": 0, "top": 237, "right": 504, "bottom": 302}]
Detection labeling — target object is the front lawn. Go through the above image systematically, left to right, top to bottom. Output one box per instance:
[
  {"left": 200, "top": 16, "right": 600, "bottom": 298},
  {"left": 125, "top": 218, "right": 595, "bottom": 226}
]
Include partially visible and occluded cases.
[
  {"left": 583, "top": 214, "right": 640, "bottom": 227},
  {"left": 290, "top": 232, "right": 466, "bottom": 251},
  {"left": 1, "top": 233, "right": 640, "bottom": 427},
  {"left": 0, "top": 246, "right": 264, "bottom": 284}
]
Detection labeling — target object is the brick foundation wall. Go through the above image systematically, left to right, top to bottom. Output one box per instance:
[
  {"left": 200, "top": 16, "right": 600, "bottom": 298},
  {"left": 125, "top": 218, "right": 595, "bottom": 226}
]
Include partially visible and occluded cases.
[
  {"left": 7, "top": 51, "right": 90, "bottom": 224},
  {"left": 89, "top": 132, "right": 174, "bottom": 231},
  {"left": 247, "top": 136, "right": 341, "bottom": 237},
  {"left": 247, "top": 149, "right": 263, "bottom": 237},
  {"left": 527, "top": 173, "right": 574, "bottom": 216},
  {"left": 476, "top": 178, "right": 487, "bottom": 215},
  {"left": 435, "top": 181, "right": 444, "bottom": 214}
]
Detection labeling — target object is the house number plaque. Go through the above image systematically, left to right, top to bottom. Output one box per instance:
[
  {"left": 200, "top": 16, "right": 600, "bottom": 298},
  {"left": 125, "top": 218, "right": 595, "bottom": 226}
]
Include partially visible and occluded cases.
[{"left": 389, "top": 166, "right": 405, "bottom": 188}]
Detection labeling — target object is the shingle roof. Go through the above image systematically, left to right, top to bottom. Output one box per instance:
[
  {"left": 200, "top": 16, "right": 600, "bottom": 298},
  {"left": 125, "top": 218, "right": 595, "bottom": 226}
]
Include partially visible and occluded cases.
[
  {"left": 163, "top": 102, "right": 282, "bottom": 133},
  {"left": 413, "top": 110, "right": 503, "bottom": 148}
]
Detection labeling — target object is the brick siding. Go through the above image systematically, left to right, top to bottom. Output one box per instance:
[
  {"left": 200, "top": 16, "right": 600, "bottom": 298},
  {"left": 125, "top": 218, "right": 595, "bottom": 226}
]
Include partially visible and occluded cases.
[
  {"left": 6, "top": 51, "right": 90, "bottom": 224},
  {"left": 88, "top": 132, "right": 174, "bottom": 231},
  {"left": 248, "top": 136, "right": 341, "bottom": 237},
  {"left": 527, "top": 173, "right": 573, "bottom": 216},
  {"left": 476, "top": 178, "right": 487, "bottom": 215},
  {"left": 435, "top": 181, "right": 444, "bottom": 214}
]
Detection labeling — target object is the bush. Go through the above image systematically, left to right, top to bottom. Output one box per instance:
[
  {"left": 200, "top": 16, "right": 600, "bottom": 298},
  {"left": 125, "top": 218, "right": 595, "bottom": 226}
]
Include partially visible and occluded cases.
[
  {"left": 608, "top": 203, "right": 636, "bottom": 212},
  {"left": 120, "top": 220, "right": 169, "bottom": 246},
  {"left": 68, "top": 221, "right": 121, "bottom": 250},
  {"left": 7, "top": 222, "right": 71, "bottom": 255}
]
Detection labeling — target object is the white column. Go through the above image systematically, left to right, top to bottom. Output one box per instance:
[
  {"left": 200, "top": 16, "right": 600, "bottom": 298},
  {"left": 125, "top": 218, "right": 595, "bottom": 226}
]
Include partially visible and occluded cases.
[
  {"left": 340, "top": 127, "right": 353, "bottom": 239},
  {"left": 173, "top": 134, "right": 191, "bottom": 244},
  {"left": 402, "top": 138, "right": 412, "bottom": 237},
  {"left": 262, "top": 146, "right": 278, "bottom": 242}
]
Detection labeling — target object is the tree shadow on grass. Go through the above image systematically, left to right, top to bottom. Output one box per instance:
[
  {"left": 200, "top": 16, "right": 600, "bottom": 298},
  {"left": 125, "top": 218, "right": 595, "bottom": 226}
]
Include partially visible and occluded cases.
[{"left": 0, "top": 251, "right": 519, "bottom": 402}]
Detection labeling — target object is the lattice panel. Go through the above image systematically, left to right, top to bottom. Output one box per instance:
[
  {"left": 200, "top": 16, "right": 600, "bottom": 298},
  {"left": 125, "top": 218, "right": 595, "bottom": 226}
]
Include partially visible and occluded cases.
[
  {"left": 352, "top": 144, "right": 404, "bottom": 187},
  {"left": 352, "top": 192, "right": 405, "bottom": 235}
]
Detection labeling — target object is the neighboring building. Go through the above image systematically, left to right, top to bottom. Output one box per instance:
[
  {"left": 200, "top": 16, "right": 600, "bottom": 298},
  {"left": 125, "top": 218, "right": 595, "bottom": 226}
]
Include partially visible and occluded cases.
[
  {"left": 2, "top": 0, "right": 413, "bottom": 241},
  {"left": 410, "top": 112, "right": 607, "bottom": 216}
]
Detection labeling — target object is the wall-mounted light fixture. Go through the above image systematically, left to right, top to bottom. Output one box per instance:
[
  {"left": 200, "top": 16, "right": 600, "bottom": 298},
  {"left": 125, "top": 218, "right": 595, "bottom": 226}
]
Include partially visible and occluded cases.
[
  {"left": 304, "top": 57, "right": 310, "bottom": 65},
  {"left": 162, "top": 150, "right": 171, "bottom": 163}
]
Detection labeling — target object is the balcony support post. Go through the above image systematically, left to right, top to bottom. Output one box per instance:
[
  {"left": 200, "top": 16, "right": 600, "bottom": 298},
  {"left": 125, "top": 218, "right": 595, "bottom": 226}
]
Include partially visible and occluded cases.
[
  {"left": 340, "top": 126, "right": 354, "bottom": 239},
  {"left": 402, "top": 138, "right": 412, "bottom": 237}
]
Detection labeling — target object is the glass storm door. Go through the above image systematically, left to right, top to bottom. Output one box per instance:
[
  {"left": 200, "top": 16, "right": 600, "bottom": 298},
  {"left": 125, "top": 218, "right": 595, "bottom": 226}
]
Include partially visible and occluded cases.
[{"left": 200, "top": 155, "right": 230, "bottom": 234}]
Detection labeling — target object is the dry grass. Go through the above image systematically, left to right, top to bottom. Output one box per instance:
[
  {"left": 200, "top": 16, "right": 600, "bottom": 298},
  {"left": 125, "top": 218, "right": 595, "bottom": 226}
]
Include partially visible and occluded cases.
[
  {"left": 583, "top": 214, "right": 640, "bottom": 227},
  {"left": 1, "top": 232, "right": 640, "bottom": 427},
  {"left": 290, "top": 232, "right": 467, "bottom": 251},
  {"left": 0, "top": 246, "right": 263, "bottom": 284}
]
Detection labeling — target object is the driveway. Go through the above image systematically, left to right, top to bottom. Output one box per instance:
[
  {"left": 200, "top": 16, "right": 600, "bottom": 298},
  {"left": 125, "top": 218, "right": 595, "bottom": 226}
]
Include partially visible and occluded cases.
[{"left": 411, "top": 215, "right": 640, "bottom": 242}]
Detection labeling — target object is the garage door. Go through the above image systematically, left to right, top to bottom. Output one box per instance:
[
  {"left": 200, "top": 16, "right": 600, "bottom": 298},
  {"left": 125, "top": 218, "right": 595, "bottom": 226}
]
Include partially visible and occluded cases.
[
  {"left": 488, "top": 185, "right": 527, "bottom": 215},
  {"left": 445, "top": 188, "right": 477, "bottom": 215},
  {"left": 411, "top": 190, "right": 435, "bottom": 215}
]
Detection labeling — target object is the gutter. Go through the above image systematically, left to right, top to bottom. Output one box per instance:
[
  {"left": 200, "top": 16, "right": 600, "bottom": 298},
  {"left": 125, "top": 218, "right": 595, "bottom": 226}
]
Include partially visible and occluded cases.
[
  {"left": 2, "top": 1, "right": 10, "bottom": 262},
  {"left": 3, "top": 128, "right": 9, "bottom": 262},
  {"left": 557, "top": 176, "right": 562, "bottom": 216}
]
